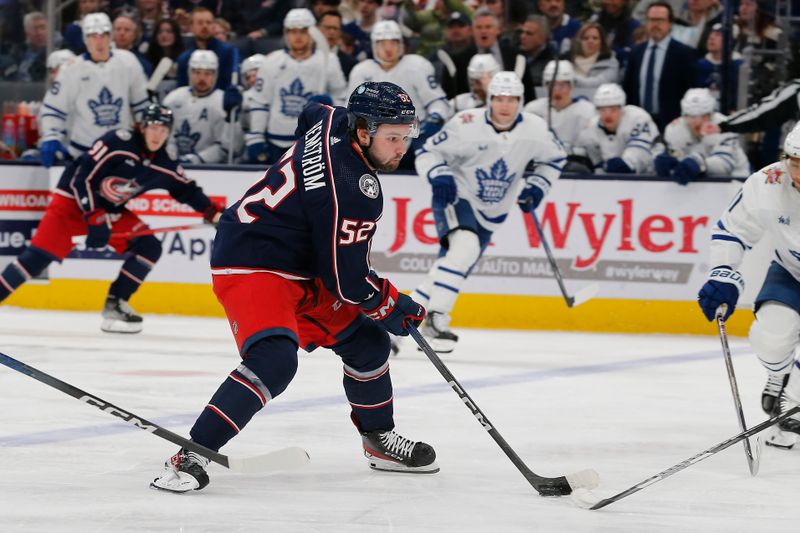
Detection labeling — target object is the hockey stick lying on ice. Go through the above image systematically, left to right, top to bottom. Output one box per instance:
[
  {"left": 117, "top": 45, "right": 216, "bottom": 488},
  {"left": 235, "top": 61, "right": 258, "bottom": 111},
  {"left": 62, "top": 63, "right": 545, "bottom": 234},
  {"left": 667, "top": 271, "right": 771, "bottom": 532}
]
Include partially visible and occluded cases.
[
  {"left": 529, "top": 211, "right": 599, "bottom": 307},
  {"left": 71, "top": 223, "right": 209, "bottom": 245},
  {"left": 716, "top": 304, "right": 760, "bottom": 475},
  {"left": 408, "top": 325, "right": 599, "bottom": 496},
  {"left": 0, "top": 351, "right": 310, "bottom": 473},
  {"left": 571, "top": 404, "right": 800, "bottom": 510}
]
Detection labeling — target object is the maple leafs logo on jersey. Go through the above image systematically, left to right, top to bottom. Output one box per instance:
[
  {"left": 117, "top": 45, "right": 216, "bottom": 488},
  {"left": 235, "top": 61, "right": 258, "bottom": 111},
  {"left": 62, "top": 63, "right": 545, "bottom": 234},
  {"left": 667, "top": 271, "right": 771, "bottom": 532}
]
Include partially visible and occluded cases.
[
  {"left": 280, "top": 78, "right": 313, "bottom": 118},
  {"left": 88, "top": 87, "right": 124, "bottom": 127},
  {"left": 174, "top": 120, "right": 201, "bottom": 156},
  {"left": 476, "top": 159, "right": 516, "bottom": 204}
]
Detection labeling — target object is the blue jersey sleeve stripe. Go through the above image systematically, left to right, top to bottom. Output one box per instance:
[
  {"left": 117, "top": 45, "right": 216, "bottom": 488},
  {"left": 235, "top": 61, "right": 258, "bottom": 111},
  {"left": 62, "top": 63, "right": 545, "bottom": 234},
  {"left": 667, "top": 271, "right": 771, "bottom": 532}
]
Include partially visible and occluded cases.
[
  {"left": 43, "top": 103, "right": 67, "bottom": 116},
  {"left": 712, "top": 234, "right": 748, "bottom": 250}
]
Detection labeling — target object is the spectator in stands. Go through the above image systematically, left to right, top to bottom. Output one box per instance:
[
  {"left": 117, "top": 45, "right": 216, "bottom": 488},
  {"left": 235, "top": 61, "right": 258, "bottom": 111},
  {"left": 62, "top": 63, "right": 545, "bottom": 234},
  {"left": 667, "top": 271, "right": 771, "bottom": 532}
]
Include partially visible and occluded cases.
[
  {"left": 62, "top": 0, "right": 102, "bottom": 54},
  {"left": 135, "top": 0, "right": 162, "bottom": 48},
  {"left": 220, "top": 0, "right": 290, "bottom": 54},
  {"left": 310, "top": 0, "right": 342, "bottom": 18},
  {"left": 343, "top": 0, "right": 381, "bottom": 60},
  {"left": 401, "top": 0, "right": 473, "bottom": 57},
  {"left": 483, "top": 0, "right": 525, "bottom": 42},
  {"left": 538, "top": 0, "right": 580, "bottom": 55},
  {"left": 589, "top": 0, "right": 640, "bottom": 70},
  {"left": 672, "top": 0, "right": 721, "bottom": 52},
  {"left": 735, "top": 0, "right": 783, "bottom": 103},
  {"left": 622, "top": 1, "right": 699, "bottom": 132},
  {"left": 176, "top": 7, "right": 239, "bottom": 92},
  {"left": 471, "top": 8, "right": 517, "bottom": 73},
  {"left": 0, "top": 11, "right": 51, "bottom": 82},
  {"left": 318, "top": 11, "right": 358, "bottom": 79},
  {"left": 433, "top": 11, "right": 476, "bottom": 99},
  {"left": 113, "top": 13, "right": 153, "bottom": 76},
  {"left": 516, "top": 14, "right": 556, "bottom": 101},
  {"left": 145, "top": 18, "right": 185, "bottom": 100},
  {"left": 213, "top": 18, "right": 232, "bottom": 42},
  {"left": 569, "top": 21, "right": 620, "bottom": 88},
  {"left": 697, "top": 23, "right": 743, "bottom": 107}
]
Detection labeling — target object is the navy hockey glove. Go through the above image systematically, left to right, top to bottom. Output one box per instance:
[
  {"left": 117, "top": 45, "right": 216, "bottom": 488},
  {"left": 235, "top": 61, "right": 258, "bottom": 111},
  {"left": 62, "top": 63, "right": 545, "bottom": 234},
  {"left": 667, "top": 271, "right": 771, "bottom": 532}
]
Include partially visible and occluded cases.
[
  {"left": 222, "top": 85, "right": 243, "bottom": 113},
  {"left": 40, "top": 140, "right": 70, "bottom": 168},
  {"left": 247, "top": 142, "right": 270, "bottom": 164},
  {"left": 654, "top": 152, "right": 678, "bottom": 178},
  {"left": 671, "top": 156, "right": 703, "bottom": 186},
  {"left": 604, "top": 157, "right": 634, "bottom": 174},
  {"left": 431, "top": 174, "right": 456, "bottom": 207},
  {"left": 517, "top": 184, "right": 544, "bottom": 212},
  {"left": 202, "top": 200, "right": 225, "bottom": 226},
  {"left": 83, "top": 209, "right": 111, "bottom": 249},
  {"left": 697, "top": 266, "right": 744, "bottom": 321},
  {"left": 363, "top": 279, "right": 426, "bottom": 337}
]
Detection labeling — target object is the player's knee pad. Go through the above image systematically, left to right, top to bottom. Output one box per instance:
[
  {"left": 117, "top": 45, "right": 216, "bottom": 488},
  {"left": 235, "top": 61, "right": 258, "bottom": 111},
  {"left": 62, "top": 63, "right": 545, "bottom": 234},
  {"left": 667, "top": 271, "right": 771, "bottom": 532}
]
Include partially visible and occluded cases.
[
  {"left": 441, "top": 229, "right": 481, "bottom": 273},
  {"left": 127, "top": 235, "right": 162, "bottom": 264},
  {"left": 749, "top": 302, "right": 800, "bottom": 369},
  {"left": 334, "top": 319, "right": 391, "bottom": 371},
  {"left": 240, "top": 335, "right": 298, "bottom": 399}
]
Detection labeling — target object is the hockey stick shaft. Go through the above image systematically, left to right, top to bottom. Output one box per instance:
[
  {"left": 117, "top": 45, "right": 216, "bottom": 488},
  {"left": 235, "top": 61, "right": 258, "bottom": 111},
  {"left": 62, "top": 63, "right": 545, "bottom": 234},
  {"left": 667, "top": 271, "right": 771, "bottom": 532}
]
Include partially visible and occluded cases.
[
  {"left": 530, "top": 211, "right": 575, "bottom": 307},
  {"left": 71, "top": 223, "right": 208, "bottom": 244},
  {"left": 716, "top": 306, "right": 758, "bottom": 475},
  {"left": 408, "top": 325, "right": 594, "bottom": 496},
  {"left": 588, "top": 404, "right": 800, "bottom": 510}
]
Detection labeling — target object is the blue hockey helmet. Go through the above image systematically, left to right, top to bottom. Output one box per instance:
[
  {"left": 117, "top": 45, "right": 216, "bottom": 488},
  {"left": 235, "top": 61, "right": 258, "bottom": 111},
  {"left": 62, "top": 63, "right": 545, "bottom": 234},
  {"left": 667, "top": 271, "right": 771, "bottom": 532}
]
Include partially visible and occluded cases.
[
  {"left": 347, "top": 82, "right": 419, "bottom": 138},
  {"left": 140, "top": 103, "right": 174, "bottom": 130}
]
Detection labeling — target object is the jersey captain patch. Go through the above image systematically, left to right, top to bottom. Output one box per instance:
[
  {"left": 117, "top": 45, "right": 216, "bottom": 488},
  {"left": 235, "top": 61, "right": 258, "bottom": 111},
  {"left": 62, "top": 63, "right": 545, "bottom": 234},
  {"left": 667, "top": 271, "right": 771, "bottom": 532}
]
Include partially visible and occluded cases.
[{"left": 359, "top": 174, "right": 380, "bottom": 199}]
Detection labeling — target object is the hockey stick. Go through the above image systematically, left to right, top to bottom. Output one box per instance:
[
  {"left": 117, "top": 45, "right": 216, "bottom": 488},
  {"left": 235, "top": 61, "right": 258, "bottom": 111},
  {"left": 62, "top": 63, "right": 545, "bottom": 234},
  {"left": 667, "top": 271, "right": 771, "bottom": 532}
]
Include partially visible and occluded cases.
[
  {"left": 146, "top": 57, "right": 174, "bottom": 103},
  {"left": 529, "top": 211, "right": 599, "bottom": 307},
  {"left": 71, "top": 223, "right": 209, "bottom": 245},
  {"left": 716, "top": 305, "right": 760, "bottom": 475},
  {"left": 408, "top": 325, "right": 599, "bottom": 496},
  {"left": 0, "top": 351, "right": 310, "bottom": 473},
  {"left": 571, "top": 404, "right": 800, "bottom": 510}
]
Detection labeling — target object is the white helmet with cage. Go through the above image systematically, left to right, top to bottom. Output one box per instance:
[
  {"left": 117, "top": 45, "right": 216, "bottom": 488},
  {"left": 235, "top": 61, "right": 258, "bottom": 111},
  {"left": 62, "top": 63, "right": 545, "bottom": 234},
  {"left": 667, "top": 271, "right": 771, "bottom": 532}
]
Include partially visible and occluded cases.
[
  {"left": 283, "top": 8, "right": 316, "bottom": 29},
  {"left": 82, "top": 12, "right": 112, "bottom": 37},
  {"left": 189, "top": 50, "right": 219, "bottom": 72},
  {"left": 467, "top": 54, "right": 501, "bottom": 80},
  {"left": 542, "top": 60, "right": 575, "bottom": 86},
  {"left": 592, "top": 83, "right": 626, "bottom": 108},
  {"left": 681, "top": 88, "right": 716, "bottom": 116},
  {"left": 784, "top": 122, "right": 800, "bottom": 159}
]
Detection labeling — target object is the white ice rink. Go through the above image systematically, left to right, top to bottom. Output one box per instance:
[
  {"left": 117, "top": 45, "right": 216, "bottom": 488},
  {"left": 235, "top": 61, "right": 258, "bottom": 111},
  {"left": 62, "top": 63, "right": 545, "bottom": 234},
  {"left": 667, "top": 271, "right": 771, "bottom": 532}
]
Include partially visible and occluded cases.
[{"left": 0, "top": 307, "right": 796, "bottom": 532}]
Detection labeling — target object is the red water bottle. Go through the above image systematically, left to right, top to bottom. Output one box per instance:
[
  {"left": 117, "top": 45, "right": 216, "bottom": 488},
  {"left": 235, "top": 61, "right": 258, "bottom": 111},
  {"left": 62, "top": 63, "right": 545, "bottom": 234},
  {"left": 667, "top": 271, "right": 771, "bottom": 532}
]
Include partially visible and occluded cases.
[{"left": 1, "top": 101, "right": 17, "bottom": 159}]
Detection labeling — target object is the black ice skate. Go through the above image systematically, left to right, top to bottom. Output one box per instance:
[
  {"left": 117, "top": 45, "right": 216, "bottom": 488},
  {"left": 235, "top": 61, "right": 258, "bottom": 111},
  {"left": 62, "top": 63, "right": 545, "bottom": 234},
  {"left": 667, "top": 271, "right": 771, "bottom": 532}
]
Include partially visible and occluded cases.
[
  {"left": 101, "top": 295, "right": 143, "bottom": 333},
  {"left": 419, "top": 311, "right": 458, "bottom": 353},
  {"left": 762, "top": 373, "right": 789, "bottom": 416},
  {"left": 361, "top": 429, "right": 439, "bottom": 474},
  {"left": 150, "top": 448, "right": 210, "bottom": 493}
]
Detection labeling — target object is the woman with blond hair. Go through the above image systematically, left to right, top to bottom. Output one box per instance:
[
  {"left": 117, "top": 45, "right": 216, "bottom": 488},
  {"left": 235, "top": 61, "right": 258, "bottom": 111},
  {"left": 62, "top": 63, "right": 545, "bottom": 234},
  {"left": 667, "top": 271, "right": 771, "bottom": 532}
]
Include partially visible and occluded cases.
[{"left": 568, "top": 21, "right": 619, "bottom": 89}]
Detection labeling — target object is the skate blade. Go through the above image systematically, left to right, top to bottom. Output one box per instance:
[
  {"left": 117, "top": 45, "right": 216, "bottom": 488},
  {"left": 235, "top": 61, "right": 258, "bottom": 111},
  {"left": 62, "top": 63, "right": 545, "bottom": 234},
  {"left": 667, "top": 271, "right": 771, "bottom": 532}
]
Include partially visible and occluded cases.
[
  {"left": 101, "top": 318, "right": 143, "bottom": 334},
  {"left": 367, "top": 456, "right": 440, "bottom": 474}
]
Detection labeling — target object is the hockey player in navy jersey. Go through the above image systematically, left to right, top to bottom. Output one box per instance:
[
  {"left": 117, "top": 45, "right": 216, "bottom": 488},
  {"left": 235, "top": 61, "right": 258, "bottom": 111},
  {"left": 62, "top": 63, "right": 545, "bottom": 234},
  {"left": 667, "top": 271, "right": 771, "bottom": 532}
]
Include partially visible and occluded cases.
[
  {"left": 150, "top": 82, "right": 436, "bottom": 493},
  {"left": 0, "top": 104, "right": 224, "bottom": 333}
]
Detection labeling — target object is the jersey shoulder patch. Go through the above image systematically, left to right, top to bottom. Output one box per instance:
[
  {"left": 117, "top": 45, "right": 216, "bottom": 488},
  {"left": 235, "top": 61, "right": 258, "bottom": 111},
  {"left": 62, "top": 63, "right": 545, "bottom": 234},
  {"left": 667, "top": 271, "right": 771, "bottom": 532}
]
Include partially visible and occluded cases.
[
  {"left": 116, "top": 129, "right": 132, "bottom": 141},
  {"left": 762, "top": 164, "right": 785, "bottom": 185},
  {"left": 358, "top": 174, "right": 380, "bottom": 199}
]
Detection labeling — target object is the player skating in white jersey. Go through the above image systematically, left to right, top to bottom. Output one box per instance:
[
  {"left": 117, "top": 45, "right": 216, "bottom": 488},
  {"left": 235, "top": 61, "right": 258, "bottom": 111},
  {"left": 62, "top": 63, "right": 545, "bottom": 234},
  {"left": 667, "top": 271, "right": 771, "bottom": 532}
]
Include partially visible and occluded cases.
[
  {"left": 244, "top": 8, "right": 348, "bottom": 164},
  {"left": 39, "top": 12, "right": 149, "bottom": 167},
  {"left": 347, "top": 20, "right": 453, "bottom": 155},
  {"left": 163, "top": 50, "right": 240, "bottom": 164},
  {"left": 451, "top": 54, "right": 500, "bottom": 112},
  {"left": 523, "top": 60, "right": 596, "bottom": 152},
  {"left": 411, "top": 72, "right": 566, "bottom": 352},
  {"left": 573, "top": 83, "right": 659, "bottom": 174},
  {"left": 654, "top": 88, "right": 750, "bottom": 184},
  {"left": 698, "top": 123, "right": 800, "bottom": 449}
]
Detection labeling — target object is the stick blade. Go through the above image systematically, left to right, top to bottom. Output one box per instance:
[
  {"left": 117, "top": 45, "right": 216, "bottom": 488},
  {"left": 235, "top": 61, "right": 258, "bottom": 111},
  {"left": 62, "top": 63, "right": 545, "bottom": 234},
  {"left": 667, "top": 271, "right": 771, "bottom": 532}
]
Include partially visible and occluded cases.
[
  {"left": 570, "top": 284, "right": 599, "bottom": 307},
  {"left": 747, "top": 436, "right": 762, "bottom": 476},
  {"left": 226, "top": 446, "right": 310, "bottom": 473}
]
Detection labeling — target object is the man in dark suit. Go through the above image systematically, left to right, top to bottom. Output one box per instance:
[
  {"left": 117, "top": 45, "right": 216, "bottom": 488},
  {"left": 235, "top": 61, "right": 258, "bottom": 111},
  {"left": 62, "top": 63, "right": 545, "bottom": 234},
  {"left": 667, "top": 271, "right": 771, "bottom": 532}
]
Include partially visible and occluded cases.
[{"left": 622, "top": 1, "right": 699, "bottom": 131}]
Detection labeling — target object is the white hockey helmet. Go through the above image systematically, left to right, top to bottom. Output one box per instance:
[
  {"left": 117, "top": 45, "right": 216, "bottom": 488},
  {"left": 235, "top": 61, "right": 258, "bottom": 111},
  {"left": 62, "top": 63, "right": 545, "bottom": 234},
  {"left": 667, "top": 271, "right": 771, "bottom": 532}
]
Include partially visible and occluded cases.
[
  {"left": 283, "top": 8, "right": 316, "bottom": 30},
  {"left": 82, "top": 12, "right": 112, "bottom": 37},
  {"left": 371, "top": 20, "right": 403, "bottom": 45},
  {"left": 47, "top": 49, "right": 76, "bottom": 70},
  {"left": 189, "top": 49, "right": 219, "bottom": 71},
  {"left": 467, "top": 53, "right": 501, "bottom": 80},
  {"left": 241, "top": 54, "right": 265, "bottom": 75},
  {"left": 542, "top": 60, "right": 575, "bottom": 86},
  {"left": 488, "top": 71, "right": 524, "bottom": 100},
  {"left": 592, "top": 83, "right": 626, "bottom": 108},
  {"left": 681, "top": 88, "right": 716, "bottom": 116},
  {"left": 783, "top": 123, "right": 800, "bottom": 159}
]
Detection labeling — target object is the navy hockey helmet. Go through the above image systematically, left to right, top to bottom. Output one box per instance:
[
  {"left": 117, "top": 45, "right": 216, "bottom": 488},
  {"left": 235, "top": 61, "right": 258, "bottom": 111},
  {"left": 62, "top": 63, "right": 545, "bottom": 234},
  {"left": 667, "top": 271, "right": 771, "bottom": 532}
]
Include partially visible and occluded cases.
[
  {"left": 347, "top": 82, "right": 419, "bottom": 138},
  {"left": 140, "top": 103, "right": 174, "bottom": 130}
]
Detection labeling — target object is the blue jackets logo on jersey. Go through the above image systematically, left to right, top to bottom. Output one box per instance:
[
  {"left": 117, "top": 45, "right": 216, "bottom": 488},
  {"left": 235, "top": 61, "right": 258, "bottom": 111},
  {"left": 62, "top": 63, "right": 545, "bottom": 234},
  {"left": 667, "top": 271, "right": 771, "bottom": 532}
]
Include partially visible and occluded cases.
[
  {"left": 280, "top": 78, "right": 313, "bottom": 118},
  {"left": 88, "top": 87, "right": 124, "bottom": 127},
  {"left": 174, "top": 120, "right": 201, "bottom": 156},
  {"left": 476, "top": 159, "right": 516, "bottom": 203},
  {"left": 99, "top": 176, "right": 141, "bottom": 205}
]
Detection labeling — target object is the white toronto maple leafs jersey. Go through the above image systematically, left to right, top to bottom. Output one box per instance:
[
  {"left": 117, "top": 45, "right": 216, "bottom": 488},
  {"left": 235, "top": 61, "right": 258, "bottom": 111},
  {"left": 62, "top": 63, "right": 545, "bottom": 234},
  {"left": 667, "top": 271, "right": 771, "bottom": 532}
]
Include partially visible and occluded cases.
[
  {"left": 245, "top": 49, "right": 347, "bottom": 149},
  {"left": 40, "top": 50, "right": 149, "bottom": 157},
  {"left": 347, "top": 56, "right": 453, "bottom": 122},
  {"left": 163, "top": 87, "right": 241, "bottom": 163},
  {"left": 451, "top": 92, "right": 484, "bottom": 112},
  {"left": 523, "top": 97, "right": 597, "bottom": 152},
  {"left": 574, "top": 105, "right": 659, "bottom": 174},
  {"left": 415, "top": 109, "right": 566, "bottom": 232},
  {"left": 662, "top": 112, "right": 750, "bottom": 177},
  {"left": 711, "top": 161, "right": 800, "bottom": 282}
]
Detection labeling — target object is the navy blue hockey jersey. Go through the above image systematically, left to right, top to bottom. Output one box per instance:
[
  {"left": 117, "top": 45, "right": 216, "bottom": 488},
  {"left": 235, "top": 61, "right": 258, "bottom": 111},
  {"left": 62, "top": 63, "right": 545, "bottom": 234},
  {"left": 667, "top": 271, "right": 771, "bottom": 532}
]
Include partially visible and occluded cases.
[
  {"left": 211, "top": 103, "right": 385, "bottom": 307},
  {"left": 55, "top": 128, "right": 213, "bottom": 215}
]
